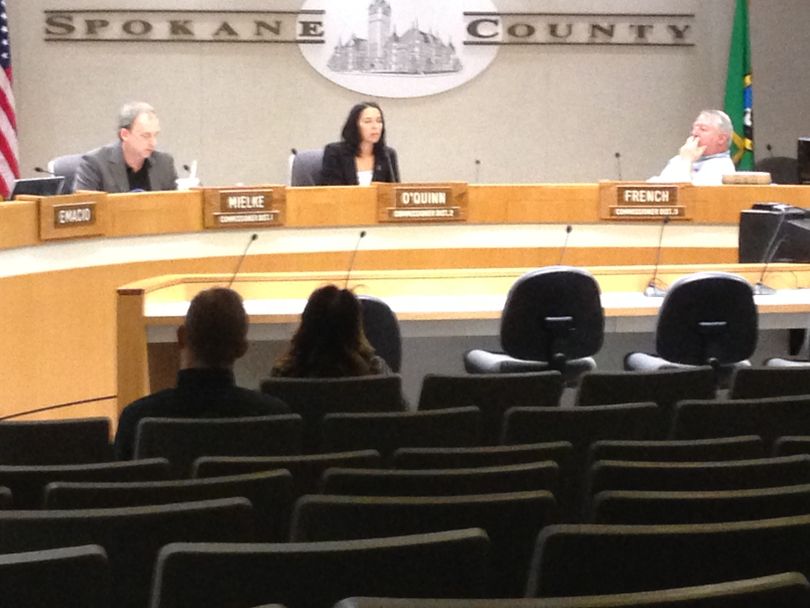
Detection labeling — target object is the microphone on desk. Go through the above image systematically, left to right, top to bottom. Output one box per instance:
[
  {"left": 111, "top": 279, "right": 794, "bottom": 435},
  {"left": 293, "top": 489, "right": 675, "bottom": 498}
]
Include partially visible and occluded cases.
[
  {"left": 766, "top": 143, "right": 774, "bottom": 158},
  {"left": 291, "top": 148, "right": 298, "bottom": 156},
  {"left": 384, "top": 149, "right": 399, "bottom": 183},
  {"left": 614, "top": 152, "right": 623, "bottom": 181},
  {"left": 474, "top": 159, "right": 482, "bottom": 184},
  {"left": 33, "top": 166, "right": 57, "bottom": 176},
  {"left": 754, "top": 208, "right": 790, "bottom": 295},
  {"left": 644, "top": 216, "right": 670, "bottom": 297},
  {"left": 558, "top": 225, "right": 573, "bottom": 266},
  {"left": 345, "top": 230, "right": 367, "bottom": 289},
  {"left": 227, "top": 233, "right": 259, "bottom": 289},
  {"left": 0, "top": 394, "right": 117, "bottom": 422}
]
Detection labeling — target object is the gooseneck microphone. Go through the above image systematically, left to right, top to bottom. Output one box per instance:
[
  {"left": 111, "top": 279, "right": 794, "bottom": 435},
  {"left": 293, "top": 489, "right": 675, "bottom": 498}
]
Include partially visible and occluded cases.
[
  {"left": 766, "top": 143, "right": 774, "bottom": 158},
  {"left": 290, "top": 148, "right": 298, "bottom": 156},
  {"left": 384, "top": 150, "right": 399, "bottom": 183},
  {"left": 614, "top": 152, "right": 623, "bottom": 181},
  {"left": 474, "top": 159, "right": 481, "bottom": 183},
  {"left": 34, "top": 166, "right": 57, "bottom": 176},
  {"left": 754, "top": 209, "right": 790, "bottom": 295},
  {"left": 644, "top": 216, "right": 670, "bottom": 297},
  {"left": 558, "top": 225, "right": 573, "bottom": 266},
  {"left": 345, "top": 230, "right": 367, "bottom": 289},
  {"left": 227, "top": 233, "right": 258, "bottom": 289},
  {"left": 0, "top": 394, "right": 117, "bottom": 422}
]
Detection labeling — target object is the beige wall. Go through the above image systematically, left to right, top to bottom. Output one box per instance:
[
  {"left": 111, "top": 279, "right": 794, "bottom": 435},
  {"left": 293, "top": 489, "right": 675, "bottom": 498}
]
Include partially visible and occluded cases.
[{"left": 9, "top": 0, "right": 810, "bottom": 186}]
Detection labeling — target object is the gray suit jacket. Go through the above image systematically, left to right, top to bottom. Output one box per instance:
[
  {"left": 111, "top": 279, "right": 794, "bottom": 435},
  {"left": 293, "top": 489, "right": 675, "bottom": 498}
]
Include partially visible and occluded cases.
[{"left": 74, "top": 142, "right": 178, "bottom": 193}]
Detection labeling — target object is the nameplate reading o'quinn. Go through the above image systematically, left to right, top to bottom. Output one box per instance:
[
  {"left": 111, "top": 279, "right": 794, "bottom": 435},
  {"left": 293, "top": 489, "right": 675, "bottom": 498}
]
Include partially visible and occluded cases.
[
  {"left": 377, "top": 182, "right": 467, "bottom": 223},
  {"left": 53, "top": 202, "right": 96, "bottom": 227}
]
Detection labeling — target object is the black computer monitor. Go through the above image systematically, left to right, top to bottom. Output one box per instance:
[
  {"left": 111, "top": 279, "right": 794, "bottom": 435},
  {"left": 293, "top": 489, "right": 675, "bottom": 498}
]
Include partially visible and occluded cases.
[
  {"left": 798, "top": 137, "right": 810, "bottom": 184},
  {"left": 8, "top": 176, "right": 65, "bottom": 199}
]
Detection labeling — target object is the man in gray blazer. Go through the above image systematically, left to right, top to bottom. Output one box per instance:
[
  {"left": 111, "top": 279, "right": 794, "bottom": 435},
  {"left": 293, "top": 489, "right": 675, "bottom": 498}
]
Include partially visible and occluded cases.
[{"left": 75, "top": 101, "right": 178, "bottom": 193}]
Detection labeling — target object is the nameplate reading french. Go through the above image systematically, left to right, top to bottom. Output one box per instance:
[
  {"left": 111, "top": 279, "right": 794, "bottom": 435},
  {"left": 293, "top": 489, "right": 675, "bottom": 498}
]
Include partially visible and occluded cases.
[
  {"left": 598, "top": 181, "right": 690, "bottom": 221},
  {"left": 377, "top": 182, "right": 467, "bottom": 223},
  {"left": 203, "top": 186, "right": 286, "bottom": 229}
]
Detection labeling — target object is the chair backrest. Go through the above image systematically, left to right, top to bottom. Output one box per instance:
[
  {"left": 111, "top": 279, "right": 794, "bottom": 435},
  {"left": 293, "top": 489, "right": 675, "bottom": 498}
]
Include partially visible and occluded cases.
[
  {"left": 289, "top": 148, "right": 324, "bottom": 186},
  {"left": 48, "top": 153, "right": 84, "bottom": 193},
  {"left": 755, "top": 156, "right": 800, "bottom": 184},
  {"left": 499, "top": 266, "right": 604, "bottom": 363},
  {"left": 655, "top": 272, "right": 757, "bottom": 365},
  {"left": 359, "top": 296, "right": 402, "bottom": 373},
  {"left": 729, "top": 367, "right": 810, "bottom": 400},
  {"left": 576, "top": 368, "right": 716, "bottom": 412},
  {"left": 419, "top": 372, "right": 564, "bottom": 444},
  {"left": 260, "top": 376, "right": 404, "bottom": 452},
  {"left": 671, "top": 395, "right": 810, "bottom": 448},
  {"left": 502, "top": 403, "right": 662, "bottom": 520},
  {"left": 502, "top": 403, "right": 662, "bottom": 448},
  {"left": 320, "top": 406, "right": 482, "bottom": 460},
  {"left": 134, "top": 415, "right": 303, "bottom": 476},
  {"left": 0, "top": 417, "right": 112, "bottom": 465},
  {"left": 588, "top": 436, "right": 767, "bottom": 465},
  {"left": 774, "top": 436, "right": 810, "bottom": 457},
  {"left": 392, "top": 442, "right": 574, "bottom": 471},
  {"left": 192, "top": 450, "right": 382, "bottom": 498},
  {"left": 585, "top": 455, "right": 810, "bottom": 508},
  {"left": 0, "top": 458, "right": 171, "bottom": 509},
  {"left": 321, "top": 462, "right": 560, "bottom": 497},
  {"left": 43, "top": 469, "right": 294, "bottom": 541},
  {"left": 593, "top": 482, "right": 810, "bottom": 525},
  {"left": 292, "top": 490, "right": 557, "bottom": 597},
  {"left": 0, "top": 498, "right": 254, "bottom": 608},
  {"left": 528, "top": 514, "right": 810, "bottom": 597},
  {"left": 150, "top": 529, "right": 490, "bottom": 608},
  {"left": 0, "top": 544, "right": 111, "bottom": 608},
  {"left": 336, "top": 571, "right": 810, "bottom": 608}
]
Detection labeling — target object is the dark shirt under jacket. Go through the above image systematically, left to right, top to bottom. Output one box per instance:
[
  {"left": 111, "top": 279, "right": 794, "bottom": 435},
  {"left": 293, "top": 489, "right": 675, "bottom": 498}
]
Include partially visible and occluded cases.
[
  {"left": 319, "top": 141, "right": 400, "bottom": 186},
  {"left": 127, "top": 158, "right": 151, "bottom": 191},
  {"left": 114, "top": 368, "right": 290, "bottom": 460}
]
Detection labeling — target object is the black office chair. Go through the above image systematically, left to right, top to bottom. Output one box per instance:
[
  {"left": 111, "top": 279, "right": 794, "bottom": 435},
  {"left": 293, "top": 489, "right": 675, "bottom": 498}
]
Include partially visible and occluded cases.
[
  {"left": 289, "top": 149, "right": 324, "bottom": 186},
  {"left": 48, "top": 153, "right": 83, "bottom": 194},
  {"left": 755, "top": 157, "right": 799, "bottom": 184},
  {"left": 464, "top": 267, "right": 604, "bottom": 385},
  {"left": 624, "top": 272, "right": 757, "bottom": 386},
  {"left": 359, "top": 295, "right": 402, "bottom": 373}
]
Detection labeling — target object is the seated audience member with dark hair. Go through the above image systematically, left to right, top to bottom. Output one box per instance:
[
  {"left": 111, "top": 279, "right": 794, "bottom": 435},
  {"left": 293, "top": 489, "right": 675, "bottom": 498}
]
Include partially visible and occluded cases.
[
  {"left": 319, "top": 101, "right": 399, "bottom": 186},
  {"left": 270, "top": 284, "right": 390, "bottom": 378},
  {"left": 114, "top": 288, "right": 289, "bottom": 460}
]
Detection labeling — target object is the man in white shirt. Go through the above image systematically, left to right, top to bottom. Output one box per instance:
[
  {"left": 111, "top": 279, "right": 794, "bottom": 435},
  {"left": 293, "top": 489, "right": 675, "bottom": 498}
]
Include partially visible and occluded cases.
[{"left": 649, "top": 110, "right": 736, "bottom": 185}]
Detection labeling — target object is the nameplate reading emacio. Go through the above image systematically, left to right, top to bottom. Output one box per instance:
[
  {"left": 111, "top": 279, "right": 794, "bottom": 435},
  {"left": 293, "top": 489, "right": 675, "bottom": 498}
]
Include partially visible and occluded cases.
[
  {"left": 377, "top": 182, "right": 467, "bottom": 223},
  {"left": 203, "top": 186, "right": 286, "bottom": 229},
  {"left": 53, "top": 202, "right": 96, "bottom": 226}
]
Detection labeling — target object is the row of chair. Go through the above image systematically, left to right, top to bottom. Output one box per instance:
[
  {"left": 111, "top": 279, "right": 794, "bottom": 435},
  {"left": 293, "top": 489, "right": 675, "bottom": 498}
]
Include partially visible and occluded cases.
[{"left": 3, "top": 365, "right": 810, "bottom": 467}]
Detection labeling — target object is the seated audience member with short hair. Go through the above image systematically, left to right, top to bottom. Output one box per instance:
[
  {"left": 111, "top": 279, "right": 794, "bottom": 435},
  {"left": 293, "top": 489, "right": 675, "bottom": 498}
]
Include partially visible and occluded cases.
[
  {"left": 75, "top": 100, "right": 179, "bottom": 193},
  {"left": 319, "top": 101, "right": 399, "bottom": 186},
  {"left": 649, "top": 109, "right": 736, "bottom": 185},
  {"left": 270, "top": 284, "right": 390, "bottom": 378},
  {"left": 114, "top": 288, "right": 289, "bottom": 460}
]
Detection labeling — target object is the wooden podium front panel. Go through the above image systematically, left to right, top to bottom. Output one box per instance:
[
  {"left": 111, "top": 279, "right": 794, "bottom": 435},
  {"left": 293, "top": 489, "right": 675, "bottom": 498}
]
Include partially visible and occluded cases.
[{"left": 106, "top": 190, "right": 204, "bottom": 237}]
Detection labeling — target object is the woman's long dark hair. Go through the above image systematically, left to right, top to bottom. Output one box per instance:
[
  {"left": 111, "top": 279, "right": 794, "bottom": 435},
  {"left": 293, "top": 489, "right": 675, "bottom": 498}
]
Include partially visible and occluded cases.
[
  {"left": 340, "top": 101, "right": 388, "bottom": 156},
  {"left": 272, "top": 284, "right": 378, "bottom": 377}
]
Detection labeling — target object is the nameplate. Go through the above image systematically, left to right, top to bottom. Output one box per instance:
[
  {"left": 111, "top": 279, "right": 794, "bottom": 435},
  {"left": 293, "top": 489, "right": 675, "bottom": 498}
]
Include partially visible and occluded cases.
[
  {"left": 599, "top": 181, "right": 690, "bottom": 220},
  {"left": 377, "top": 182, "right": 467, "bottom": 223},
  {"left": 203, "top": 186, "right": 286, "bottom": 229},
  {"left": 39, "top": 193, "right": 106, "bottom": 240}
]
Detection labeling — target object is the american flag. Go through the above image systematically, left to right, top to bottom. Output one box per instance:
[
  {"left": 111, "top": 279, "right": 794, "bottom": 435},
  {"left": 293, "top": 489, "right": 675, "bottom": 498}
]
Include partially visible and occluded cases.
[{"left": 0, "top": 0, "right": 17, "bottom": 199}]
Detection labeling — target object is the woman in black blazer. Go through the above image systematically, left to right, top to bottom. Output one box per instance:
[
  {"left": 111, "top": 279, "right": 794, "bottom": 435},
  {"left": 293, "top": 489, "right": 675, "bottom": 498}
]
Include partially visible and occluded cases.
[{"left": 319, "top": 101, "right": 400, "bottom": 186}]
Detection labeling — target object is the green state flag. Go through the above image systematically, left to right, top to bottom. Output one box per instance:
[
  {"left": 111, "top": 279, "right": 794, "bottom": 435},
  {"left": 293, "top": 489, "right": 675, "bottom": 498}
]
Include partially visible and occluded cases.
[{"left": 724, "top": 0, "right": 754, "bottom": 169}]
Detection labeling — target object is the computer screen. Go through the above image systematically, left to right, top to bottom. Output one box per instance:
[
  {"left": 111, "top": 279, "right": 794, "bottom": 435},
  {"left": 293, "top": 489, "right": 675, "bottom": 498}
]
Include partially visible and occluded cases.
[{"left": 8, "top": 176, "right": 65, "bottom": 199}]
